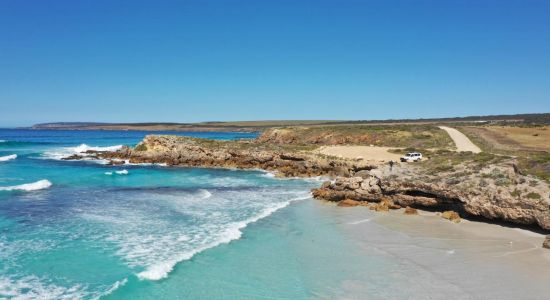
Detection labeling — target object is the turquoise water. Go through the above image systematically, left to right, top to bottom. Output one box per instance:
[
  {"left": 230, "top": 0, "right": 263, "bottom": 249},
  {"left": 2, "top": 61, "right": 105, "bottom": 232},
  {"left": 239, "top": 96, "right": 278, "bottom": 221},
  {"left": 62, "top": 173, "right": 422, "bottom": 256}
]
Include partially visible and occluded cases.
[
  {"left": 0, "top": 129, "right": 324, "bottom": 299},
  {"left": 3, "top": 129, "right": 550, "bottom": 299}
]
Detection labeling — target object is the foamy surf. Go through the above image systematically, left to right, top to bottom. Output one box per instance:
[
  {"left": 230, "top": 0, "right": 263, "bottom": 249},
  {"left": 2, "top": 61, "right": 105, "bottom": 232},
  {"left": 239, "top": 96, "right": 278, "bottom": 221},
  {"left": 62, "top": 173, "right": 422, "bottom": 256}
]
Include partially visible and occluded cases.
[
  {"left": 42, "top": 144, "right": 123, "bottom": 161},
  {"left": 0, "top": 154, "right": 17, "bottom": 162},
  {"left": 105, "top": 170, "right": 129, "bottom": 176},
  {"left": 0, "top": 179, "right": 52, "bottom": 191},
  {"left": 197, "top": 189, "right": 212, "bottom": 199},
  {"left": 136, "top": 195, "right": 309, "bottom": 281},
  {"left": 0, "top": 275, "right": 86, "bottom": 300}
]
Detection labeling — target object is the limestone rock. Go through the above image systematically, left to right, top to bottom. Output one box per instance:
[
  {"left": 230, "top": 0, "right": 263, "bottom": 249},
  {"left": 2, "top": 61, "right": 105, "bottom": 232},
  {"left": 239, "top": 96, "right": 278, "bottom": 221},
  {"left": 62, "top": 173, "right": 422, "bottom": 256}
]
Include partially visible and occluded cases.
[
  {"left": 337, "top": 199, "right": 361, "bottom": 207},
  {"left": 404, "top": 206, "right": 418, "bottom": 215},
  {"left": 441, "top": 211, "right": 461, "bottom": 223}
]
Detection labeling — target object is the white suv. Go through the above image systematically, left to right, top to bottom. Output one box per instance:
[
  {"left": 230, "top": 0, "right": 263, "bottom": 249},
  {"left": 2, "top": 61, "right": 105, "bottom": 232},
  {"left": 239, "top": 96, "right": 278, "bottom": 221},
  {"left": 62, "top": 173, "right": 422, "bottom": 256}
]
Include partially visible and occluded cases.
[{"left": 400, "top": 152, "right": 423, "bottom": 162}]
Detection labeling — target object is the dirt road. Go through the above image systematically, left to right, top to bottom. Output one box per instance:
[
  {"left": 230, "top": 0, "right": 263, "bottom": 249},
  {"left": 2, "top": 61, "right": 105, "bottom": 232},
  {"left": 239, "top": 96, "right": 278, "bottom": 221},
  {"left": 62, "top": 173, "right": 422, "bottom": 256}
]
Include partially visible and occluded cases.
[{"left": 439, "top": 126, "right": 482, "bottom": 153}]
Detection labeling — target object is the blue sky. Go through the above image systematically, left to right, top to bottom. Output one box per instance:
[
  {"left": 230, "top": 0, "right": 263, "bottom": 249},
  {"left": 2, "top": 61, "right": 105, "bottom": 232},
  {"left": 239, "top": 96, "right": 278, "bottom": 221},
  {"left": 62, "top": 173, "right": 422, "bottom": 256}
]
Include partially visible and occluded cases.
[{"left": 1, "top": 0, "right": 549, "bottom": 126}]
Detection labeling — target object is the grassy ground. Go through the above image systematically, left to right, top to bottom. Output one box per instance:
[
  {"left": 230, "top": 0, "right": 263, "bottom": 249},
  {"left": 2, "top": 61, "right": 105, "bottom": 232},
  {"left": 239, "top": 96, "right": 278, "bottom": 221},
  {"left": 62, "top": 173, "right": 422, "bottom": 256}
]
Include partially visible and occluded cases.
[
  {"left": 258, "top": 125, "right": 454, "bottom": 149},
  {"left": 460, "top": 126, "right": 550, "bottom": 181}
]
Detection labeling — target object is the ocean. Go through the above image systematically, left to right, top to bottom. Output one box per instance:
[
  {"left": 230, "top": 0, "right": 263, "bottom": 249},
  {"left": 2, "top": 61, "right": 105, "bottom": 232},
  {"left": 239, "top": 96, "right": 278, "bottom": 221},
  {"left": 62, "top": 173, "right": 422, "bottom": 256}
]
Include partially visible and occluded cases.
[{"left": 1, "top": 129, "right": 550, "bottom": 300}]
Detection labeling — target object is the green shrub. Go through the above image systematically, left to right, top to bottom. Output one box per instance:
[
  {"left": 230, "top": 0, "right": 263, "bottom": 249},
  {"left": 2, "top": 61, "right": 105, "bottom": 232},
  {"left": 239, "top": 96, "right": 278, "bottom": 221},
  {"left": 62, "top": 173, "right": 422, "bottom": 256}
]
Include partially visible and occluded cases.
[
  {"left": 135, "top": 143, "right": 148, "bottom": 151},
  {"left": 510, "top": 189, "right": 521, "bottom": 198},
  {"left": 525, "top": 192, "right": 542, "bottom": 200}
]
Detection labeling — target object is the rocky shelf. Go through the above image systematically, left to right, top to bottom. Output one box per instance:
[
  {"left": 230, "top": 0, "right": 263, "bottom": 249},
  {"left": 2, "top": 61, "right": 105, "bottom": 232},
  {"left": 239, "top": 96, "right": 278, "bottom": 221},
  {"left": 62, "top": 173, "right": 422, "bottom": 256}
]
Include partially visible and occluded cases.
[{"left": 65, "top": 134, "right": 550, "bottom": 247}]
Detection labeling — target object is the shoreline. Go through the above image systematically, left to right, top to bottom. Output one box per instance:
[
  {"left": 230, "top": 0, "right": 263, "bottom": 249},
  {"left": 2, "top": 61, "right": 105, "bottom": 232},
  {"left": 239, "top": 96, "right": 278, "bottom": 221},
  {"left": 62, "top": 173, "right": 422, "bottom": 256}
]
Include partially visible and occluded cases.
[
  {"left": 63, "top": 134, "right": 550, "bottom": 245},
  {"left": 335, "top": 204, "right": 550, "bottom": 298}
]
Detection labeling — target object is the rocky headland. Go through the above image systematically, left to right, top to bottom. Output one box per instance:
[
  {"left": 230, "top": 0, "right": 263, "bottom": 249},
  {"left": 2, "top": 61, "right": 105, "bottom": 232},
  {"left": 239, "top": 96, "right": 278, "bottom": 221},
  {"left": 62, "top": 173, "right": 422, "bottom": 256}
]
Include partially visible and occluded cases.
[{"left": 65, "top": 134, "right": 550, "bottom": 246}]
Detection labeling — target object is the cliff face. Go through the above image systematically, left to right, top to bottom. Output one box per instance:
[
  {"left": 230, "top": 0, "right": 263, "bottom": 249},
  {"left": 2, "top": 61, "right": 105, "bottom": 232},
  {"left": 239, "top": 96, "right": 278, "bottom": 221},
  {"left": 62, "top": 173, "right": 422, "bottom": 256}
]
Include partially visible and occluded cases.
[{"left": 312, "top": 164, "right": 550, "bottom": 230}]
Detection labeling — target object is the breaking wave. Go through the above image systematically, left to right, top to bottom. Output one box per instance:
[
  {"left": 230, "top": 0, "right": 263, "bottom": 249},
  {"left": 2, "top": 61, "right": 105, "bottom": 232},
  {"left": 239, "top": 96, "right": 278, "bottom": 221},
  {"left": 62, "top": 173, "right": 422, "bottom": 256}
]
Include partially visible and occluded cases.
[
  {"left": 42, "top": 144, "right": 122, "bottom": 161},
  {"left": 0, "top": 154, "right": 17, "bottom": 162},
  {"left": 105, "top": 169, "right": 129, "bottom": 176},
  {"left": 0, "top": 179, "right": 52, "bottom": 191},
  {"left": 136, "top": 193, "right": 310, "bottom": 281}
]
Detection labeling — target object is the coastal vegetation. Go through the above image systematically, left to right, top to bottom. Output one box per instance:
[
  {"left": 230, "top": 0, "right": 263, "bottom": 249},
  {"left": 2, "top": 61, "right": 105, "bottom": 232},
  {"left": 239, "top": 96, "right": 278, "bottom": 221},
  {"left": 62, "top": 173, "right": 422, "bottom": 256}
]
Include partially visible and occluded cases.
[{"left": 257, "top": 125, "right": 453, "bottom": 149}]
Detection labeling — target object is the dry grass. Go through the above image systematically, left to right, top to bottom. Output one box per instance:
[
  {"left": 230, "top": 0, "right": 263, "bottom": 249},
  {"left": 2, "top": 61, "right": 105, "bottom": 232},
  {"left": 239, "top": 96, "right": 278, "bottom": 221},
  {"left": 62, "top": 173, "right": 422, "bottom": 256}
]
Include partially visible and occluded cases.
[
  {"left": 258, "top": 125, "right": 454, "bottom": 149},
  {"left": 460, "top": 126, "right": 550, "bottom": 181},
  {"left": 484, "top": 126, "right": 550, "bottom": 151}
]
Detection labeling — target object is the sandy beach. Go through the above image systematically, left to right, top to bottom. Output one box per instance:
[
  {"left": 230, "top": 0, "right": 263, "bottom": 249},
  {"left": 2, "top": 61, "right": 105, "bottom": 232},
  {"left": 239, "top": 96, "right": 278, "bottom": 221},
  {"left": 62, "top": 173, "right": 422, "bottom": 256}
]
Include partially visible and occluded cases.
[
  {"left": 317, "top": 145, "right": 403, "bottom": 162},
  {"left": 332, "top": 205, "right": 550, "bottom": 299}
]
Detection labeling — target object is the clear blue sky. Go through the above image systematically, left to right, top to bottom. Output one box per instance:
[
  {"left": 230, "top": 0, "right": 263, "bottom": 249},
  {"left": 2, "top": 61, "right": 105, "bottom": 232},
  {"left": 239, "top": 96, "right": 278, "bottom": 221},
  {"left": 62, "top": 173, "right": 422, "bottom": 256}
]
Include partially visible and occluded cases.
[{"left": 1, "top": 0, "right": 549, "bottom": 126}]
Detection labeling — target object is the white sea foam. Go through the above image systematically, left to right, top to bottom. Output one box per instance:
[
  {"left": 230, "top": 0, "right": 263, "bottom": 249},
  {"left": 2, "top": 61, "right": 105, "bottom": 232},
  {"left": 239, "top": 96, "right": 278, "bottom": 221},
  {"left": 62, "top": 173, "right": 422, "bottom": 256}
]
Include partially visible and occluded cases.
[
  {"left": 42, "top": 144, "right": 122, "bottom": 161},
  {"left": 71, "top": 144, "right": 123, "bottom": 153},
  {"left": 0, "top": 154, "right": 17, "bottom": 162},
  {"left": 123, "top": 161, "right": 168, "bottom": 167},
  {"left": 105, "top": 169, "right": 129, "bottom": 176},
  {"left": 258, "top": 170, "right": 328, "bottom": 183},
  {"left": 260, "top": 171, "right": 276, "bottom": 178},
  {"left": 0, "top": 179, "right": 52, "bottom": 191},
  {"left": 197, "top": 189, "right": 212, "bottom": 199},
  {"left": 136, "top": 193, "right": 310, "bottom": 281},
  {"left": 348, "top": 218, "right": 371, "bottom": 225},
  {"left": 0, "top": 275, "right": 86, "bottom": 300},
  {"left": 98, "top": 278, "right": 128, "bottom": 298}
]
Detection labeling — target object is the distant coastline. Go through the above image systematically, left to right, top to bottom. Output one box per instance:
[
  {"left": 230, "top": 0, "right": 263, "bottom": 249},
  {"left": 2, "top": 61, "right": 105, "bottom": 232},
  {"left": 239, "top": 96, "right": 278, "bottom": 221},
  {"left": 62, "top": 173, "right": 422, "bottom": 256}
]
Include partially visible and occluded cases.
[{"left": 23, "top": 112, "right": 550, "bottom": 132}]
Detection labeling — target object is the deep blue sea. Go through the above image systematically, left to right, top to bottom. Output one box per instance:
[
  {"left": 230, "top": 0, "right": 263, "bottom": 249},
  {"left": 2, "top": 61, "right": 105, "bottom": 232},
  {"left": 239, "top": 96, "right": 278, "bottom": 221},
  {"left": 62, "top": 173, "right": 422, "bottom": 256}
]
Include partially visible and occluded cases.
[{"left": 2, "top": 129, "right": 550, "bottom": 300}]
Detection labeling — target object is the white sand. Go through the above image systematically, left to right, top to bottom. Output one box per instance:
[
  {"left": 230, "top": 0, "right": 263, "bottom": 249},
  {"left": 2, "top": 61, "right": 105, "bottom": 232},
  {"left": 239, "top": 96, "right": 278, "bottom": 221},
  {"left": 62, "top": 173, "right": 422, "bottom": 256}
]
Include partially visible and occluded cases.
[
  {"left": 317, "top": 145, "right": 402, "bottom": 162},
  {"left": 330, "top": 205, "right": 550, "bottom": 299}
]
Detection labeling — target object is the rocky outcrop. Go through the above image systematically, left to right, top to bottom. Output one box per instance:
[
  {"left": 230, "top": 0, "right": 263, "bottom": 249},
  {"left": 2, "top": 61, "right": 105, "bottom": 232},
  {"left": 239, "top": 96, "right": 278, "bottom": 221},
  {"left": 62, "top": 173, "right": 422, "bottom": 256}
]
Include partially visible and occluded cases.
[
  {"left": 70, "top": 134, "right": 550, "bottom": 236},
  {"left": 73, "top": 135, "right": 377, "bottom": 178},
  {"left": 312, "top": 170, "right": 550, "bottom": 230},
  {"left": 543, "top": 236, "right": 550, "bottom": 249}
]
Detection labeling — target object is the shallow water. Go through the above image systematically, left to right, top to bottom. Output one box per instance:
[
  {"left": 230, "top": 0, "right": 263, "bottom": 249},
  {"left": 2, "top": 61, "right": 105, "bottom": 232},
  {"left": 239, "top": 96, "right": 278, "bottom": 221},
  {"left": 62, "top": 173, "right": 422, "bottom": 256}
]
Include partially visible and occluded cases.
[{"left": 1, "top": 129, "right": 549, "bottom": 299}]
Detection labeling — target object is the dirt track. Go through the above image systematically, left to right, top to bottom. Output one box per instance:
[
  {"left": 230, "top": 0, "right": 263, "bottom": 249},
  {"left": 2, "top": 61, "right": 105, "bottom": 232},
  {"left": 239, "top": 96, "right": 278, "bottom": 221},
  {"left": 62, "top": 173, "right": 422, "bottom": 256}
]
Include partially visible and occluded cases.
[{"left": 439, "top": 126, "right": 482, "bottom": 153}]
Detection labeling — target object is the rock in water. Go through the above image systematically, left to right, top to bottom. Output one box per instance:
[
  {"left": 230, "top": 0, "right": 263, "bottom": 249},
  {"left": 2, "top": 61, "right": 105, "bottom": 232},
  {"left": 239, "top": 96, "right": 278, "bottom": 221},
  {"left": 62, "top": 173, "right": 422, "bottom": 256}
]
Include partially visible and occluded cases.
[
  {"left": 441, "top": 211, "right": 461, "bottom": 223},
  {"left": 543, "top": 236, "right": 550, "bottom": 249}
]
